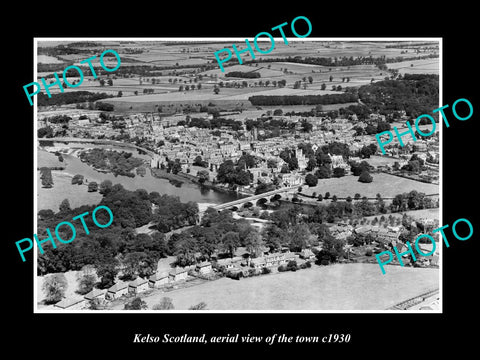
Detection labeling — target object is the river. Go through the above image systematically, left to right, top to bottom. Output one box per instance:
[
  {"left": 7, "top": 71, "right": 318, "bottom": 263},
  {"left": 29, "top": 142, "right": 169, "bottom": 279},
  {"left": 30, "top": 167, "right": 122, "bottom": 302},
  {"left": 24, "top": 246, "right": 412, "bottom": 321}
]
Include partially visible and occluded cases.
[{"left": 37, "top": 147, "right": 241, "bottom": 211}]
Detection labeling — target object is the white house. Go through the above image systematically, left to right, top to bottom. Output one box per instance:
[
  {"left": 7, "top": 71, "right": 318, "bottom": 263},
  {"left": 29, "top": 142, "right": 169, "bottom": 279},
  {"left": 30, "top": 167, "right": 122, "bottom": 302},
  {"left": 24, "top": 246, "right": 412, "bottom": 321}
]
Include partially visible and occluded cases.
[
  {"left": 299, "top": 248, "right": 315, "bottom": 261},
  {"left": 196, "top": 261, "right": 213, "bottom": 275},
  {"left": 168, "top": 267, "right": 188, "bottom": 282},
  {"left": 148, "top": 272, "right": 169, "bottom": 288},
  {"left": 128, "top": 277, "right": 149, "bottom": 295},
  {"left": 106, "top": 281, "right": 129, "bottom": 300},
  {"left": 84, "top": 288, "right": 106, "bottom": 302}
]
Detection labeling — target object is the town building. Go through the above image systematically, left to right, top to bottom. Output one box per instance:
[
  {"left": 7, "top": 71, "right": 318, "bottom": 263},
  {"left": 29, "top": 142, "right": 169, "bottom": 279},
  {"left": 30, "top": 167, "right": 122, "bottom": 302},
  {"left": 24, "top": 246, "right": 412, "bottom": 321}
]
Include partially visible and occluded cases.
[
  {"left": 196, "top": 261, "right": 213, "bottom": 275},
  {"left": 168, "top": 267, "right": 188, "bottom": 282},
  {"left": 148, "top": 272, "right": 169, "bottom": 288},
  {"left": 128, "top": 277, "right": 149, "bottom": 295},
  {"left": 106, "top": 281, "right": 129, "bottom": 300}
]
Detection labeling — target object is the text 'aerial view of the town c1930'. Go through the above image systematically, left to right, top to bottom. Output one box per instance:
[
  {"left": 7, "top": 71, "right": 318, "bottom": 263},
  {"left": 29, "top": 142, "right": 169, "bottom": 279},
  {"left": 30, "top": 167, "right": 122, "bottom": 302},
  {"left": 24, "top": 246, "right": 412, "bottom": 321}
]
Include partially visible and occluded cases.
[{"left": 34, "top": 38, "right": 441, "bottom": 313}]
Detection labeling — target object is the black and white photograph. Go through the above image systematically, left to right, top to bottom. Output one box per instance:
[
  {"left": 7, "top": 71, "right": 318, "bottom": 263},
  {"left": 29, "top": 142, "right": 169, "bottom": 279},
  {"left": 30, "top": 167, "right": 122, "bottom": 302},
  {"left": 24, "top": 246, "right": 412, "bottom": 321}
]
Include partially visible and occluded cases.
[{"left": 33, "top": 38, "right": 441, "bottom": 312}]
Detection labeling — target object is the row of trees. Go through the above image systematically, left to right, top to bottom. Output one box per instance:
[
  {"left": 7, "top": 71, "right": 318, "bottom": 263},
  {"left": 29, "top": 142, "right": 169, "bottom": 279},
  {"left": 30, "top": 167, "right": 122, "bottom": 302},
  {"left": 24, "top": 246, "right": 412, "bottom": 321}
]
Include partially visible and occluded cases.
[
  {"left": 225, "top": 71, "right": 260, "bottom": 78},
  {"left": 38, "top": 91, "right": 114, "bottom": 107},
  {"left": 248, "top": 93, "right": 358, "bottom": 106}
]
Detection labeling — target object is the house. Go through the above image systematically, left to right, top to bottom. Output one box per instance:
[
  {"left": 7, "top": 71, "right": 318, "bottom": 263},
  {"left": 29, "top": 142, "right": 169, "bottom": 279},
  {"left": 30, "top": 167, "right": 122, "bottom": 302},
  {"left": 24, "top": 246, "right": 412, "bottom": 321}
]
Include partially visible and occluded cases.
[
  {"left": 299, "top": 248, "right": 315, "bottom": 261},
  {"left": 265, "top": 252, "right": 285, "bottom": 267},
  {"left": 284, "top": 252, "right": 296, "bottom": 263},
  {"left": 250, "top": 257, "right": 266, "bottom": 269},
  {"left": 216, "top": 258, "right": 236, "bottom": 270},
  {"left": 196, "top": 261, "right": 213, "bottom": 275},
  {"left": 169, "top": 267, "right": 188, "bottom": 282},
  {"left": 148, "top": 272, "right": 169, "bottom": 288},
  {"left": 128, "top": 277, "right": 149, "bottom": 295},
  {"left": 106, "top": 281, "right": 129, "bottom": 300},
  {"left": 84, "top": 288, "right": 106, "bottom": 302},
  {"left": 54, "top": 297, "right": 86, "bottom": 310}
]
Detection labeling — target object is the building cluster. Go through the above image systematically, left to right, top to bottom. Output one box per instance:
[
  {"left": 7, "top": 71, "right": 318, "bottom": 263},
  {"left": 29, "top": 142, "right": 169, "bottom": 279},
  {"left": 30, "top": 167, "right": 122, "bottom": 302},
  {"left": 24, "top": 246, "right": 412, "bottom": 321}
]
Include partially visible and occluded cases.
[
  {"left": 38, "top": 103, "right": 439, "bottom": 191},
  {"left": 53, "top": 246, "right": 320, "bottom": 310},
  {"left": 54, "top": 265, "right": 195, "bottom": 310}
]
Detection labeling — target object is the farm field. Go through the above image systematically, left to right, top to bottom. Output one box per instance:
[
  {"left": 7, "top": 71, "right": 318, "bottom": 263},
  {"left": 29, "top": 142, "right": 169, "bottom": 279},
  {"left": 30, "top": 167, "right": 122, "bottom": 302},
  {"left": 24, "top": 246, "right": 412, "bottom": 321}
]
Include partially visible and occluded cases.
[
  {"left": 386, "top": 59, "right": 439, "bottom": 75},
  {"left": 37, "top": 170, "right": 103, "bottom": 211},
  {"left": 301, "top": 173, "right": 439, "bottom": 199},
  {"left": 364, "top": 208, "right": 440, "bottom": 222},
  {"left": 130, "top": 263, "right": 439, "bottom": 310}
]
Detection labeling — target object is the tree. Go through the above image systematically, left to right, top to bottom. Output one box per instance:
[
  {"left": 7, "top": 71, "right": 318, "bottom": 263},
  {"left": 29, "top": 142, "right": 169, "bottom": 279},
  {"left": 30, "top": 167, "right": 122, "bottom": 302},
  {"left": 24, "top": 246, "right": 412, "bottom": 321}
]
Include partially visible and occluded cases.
[
  {"left": 308, "top": 76, "right": 313, "bottom": 84},
  {"left": 99, "top": 79, "right": 105, "bottom": 86},
  {"left": 107, "top": 79, "right": 113, "bottom": 86},
  {"left": 321, "top": 83, "right": 326, "bottom": 90},
  {"left": 213, "top": 87, "right": 220, "bottom": 94},
  {"left": 117, "top": 91, "right": 123, "bottom": 97},
  {"left": 301, "top": 119, "right": 313, "bottom": 132},
  {"left": 306, "top": 157, "right": 317, "bottom": 171},
  {"left": 315, "top": 166, "right": 331, "bottom": 179},
  {"left": 40, "top": 167, "right": 54, "bottom": 188},
  {"left": 333, "top": 167, "right": 346, "bottom": 178},
  {"left": 197, "top": 169, "right": 209, "bottom": 184},
  {"left": 358, "top": 171, "right": 373, "bottom": 183},
  {"left": 305, "top": 173, "right": 318, "bottom": 187},
  {"left": 71, "top": 174, "right": 84, "bottom": 185},
  {"left": 99, "top": 179, "right": 113, "bottom": 195},
  {"left": 88, "top": 181, "right": 98, "bottom": 192},
  {"left": 324, "top": 192, "right": 330, "bottom": 199},
  {"left": 354, "top": 193, "right": 361, "bottom": 201},
  {"left": 317, "top": 194, "right": 323, "bottom": 201},
  {"left": 59, "top": 198, "right": 71, "bottom": 213},
  {"left": 288, "top": 223, "right": 312, "bottom": 252},
  {"left": 244, "top": 230, "right": 265, "bottom": 258},
  {"left": 222, "top": 231, "right": 240, "bottom": 258},
  {"left": 96, "top": 257, "right": 119, "bottom": 289},
  {"left": 42, "top": 273, "right": 67, "bottom": 304},
  {"left": 76, "top": 274, "right": 96, "bottom": 295},
  {"left": 124, "top": 297, "right": 148, "bottom": 310},
  {"left": 152, "top": 297, "right": 175, "bottom": 310}
]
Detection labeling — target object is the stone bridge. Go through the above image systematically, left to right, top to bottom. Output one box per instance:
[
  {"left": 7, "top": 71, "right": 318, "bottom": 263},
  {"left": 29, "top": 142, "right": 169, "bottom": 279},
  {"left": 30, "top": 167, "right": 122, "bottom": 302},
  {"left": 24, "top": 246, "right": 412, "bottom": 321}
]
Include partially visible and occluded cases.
[{"left": 197, "top": 186, "right": 296, "bottom": 222}]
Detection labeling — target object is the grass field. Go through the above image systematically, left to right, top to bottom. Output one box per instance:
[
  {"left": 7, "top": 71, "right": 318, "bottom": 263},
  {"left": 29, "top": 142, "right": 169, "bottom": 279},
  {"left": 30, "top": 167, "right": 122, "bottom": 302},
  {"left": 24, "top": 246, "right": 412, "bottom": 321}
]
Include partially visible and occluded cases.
[
  {"left": 386, "top": 59, "right": 439, "bottom": 75},
  {"left": 301, "top": 173, "right": 439, "bottom": 199},
  {"left": 364, "top": 208, "right": 440, "bottom": 222},
  {"left": 133, "top": 263, "right": 439, "bottom": 310}
]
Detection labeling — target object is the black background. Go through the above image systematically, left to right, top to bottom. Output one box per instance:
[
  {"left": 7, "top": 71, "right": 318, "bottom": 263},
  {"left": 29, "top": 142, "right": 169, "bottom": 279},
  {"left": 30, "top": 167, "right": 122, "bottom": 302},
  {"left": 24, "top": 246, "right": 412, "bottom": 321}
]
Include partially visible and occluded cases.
[{"left": 5, "top": 4, "right": 478, "bottom": 355}]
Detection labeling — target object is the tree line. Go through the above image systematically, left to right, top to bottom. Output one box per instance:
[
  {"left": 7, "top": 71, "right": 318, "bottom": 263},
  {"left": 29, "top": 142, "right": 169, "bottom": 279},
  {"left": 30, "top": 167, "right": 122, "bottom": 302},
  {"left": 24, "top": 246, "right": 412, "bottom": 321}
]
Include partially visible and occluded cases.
[
  {"left": 38, "top": 91, "right": 114, "bottom": 106},
  {"left": 249, "top": 93, "right": 358, "bottom": 106}
]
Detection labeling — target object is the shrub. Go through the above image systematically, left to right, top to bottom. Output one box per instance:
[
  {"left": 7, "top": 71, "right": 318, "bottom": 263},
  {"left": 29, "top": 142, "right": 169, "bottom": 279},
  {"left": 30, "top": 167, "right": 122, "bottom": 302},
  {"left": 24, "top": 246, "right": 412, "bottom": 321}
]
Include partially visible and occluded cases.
[
  {"left": 358, "top": 171, "right": 373, "bottom": 183},
  {"left": 71, "top": 174, "right": 84, "bottom": 185},
  {"left": 365, "top": 248, "right": 373, "bottom": 256},
  {"left": 286, "top": 260, "right": 298, "bottom": 271},
  {"left": 278, "top": 265, "right": 287, "bottom": 272},
  {"left": 261, "top": 267, "right": 271, "bottom": 275}
]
